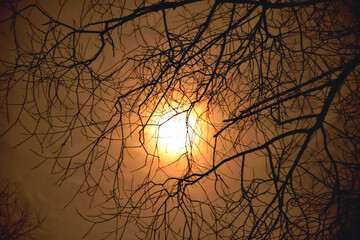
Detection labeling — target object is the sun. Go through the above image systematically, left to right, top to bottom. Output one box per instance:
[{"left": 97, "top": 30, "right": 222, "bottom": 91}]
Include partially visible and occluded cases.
[
  {"left": 144, "top": 100, "right": 210, "bottom": 166},
  {"left": 157, "top": 109, "right": 194, "bottom": 157}
]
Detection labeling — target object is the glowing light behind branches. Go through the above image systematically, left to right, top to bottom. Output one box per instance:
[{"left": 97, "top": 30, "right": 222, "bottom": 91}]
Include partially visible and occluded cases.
[
  {"left": 143, "top": 97, "right": 213, "bottom": 175},
  {"left": 158, "top": 108, "right": 195, "bottom": 156}
]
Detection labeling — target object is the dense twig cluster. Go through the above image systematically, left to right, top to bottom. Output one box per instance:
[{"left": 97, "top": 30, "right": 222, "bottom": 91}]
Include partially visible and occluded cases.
[{"left": 0, "top": 180, "right": 43, "bottom": 239}]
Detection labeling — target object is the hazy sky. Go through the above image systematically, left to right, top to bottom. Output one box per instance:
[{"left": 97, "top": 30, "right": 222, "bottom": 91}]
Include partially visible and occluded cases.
[
  {"left": 0, "top": 0, "right": 359, "bottom": 239},
  {"left": 0, "top": 2, "right": 108, "bottom": 238}
]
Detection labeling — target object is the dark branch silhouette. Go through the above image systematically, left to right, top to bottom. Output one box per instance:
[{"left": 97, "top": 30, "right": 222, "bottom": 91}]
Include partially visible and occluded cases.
[
  {"left": 0, "top": 0, "right": 359, "bottom": 239},
  {"left": 0, "top": 180, "right": 43, "bottom": 239}
]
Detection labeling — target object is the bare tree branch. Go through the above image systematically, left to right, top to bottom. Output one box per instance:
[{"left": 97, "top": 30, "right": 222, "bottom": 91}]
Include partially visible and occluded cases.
[{"left": 1, "top": 0, "right": 359, "bottom": 239}]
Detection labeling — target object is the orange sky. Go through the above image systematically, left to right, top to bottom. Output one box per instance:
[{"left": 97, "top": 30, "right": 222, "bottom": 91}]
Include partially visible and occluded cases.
[{"left": 0, "top": 0, "right": 359, "bottom": 239}]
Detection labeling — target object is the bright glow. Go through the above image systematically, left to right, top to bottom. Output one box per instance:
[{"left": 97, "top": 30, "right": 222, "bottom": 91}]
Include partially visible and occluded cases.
[
  {"left": 145, "top": 101, "right": 213, "bottom": 171},
  {"left": 158, "top": 110, "right": 194, "bottom": 156}
]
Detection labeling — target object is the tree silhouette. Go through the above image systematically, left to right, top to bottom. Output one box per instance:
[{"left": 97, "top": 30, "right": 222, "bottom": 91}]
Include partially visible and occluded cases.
[
  {"left": 0, "top": 0, "right": 359, "bottom": 239},
  {"left": 0, "top": 180, "right": 43, "bottom": 239}
]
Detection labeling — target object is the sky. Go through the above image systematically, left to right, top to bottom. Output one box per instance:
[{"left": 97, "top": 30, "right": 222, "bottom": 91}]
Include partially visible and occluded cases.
[
  {"left": 0, "top": 0, "right": 359, "bottom": 239},
  {"left": 0, "top": 1, "right": 109, "bottom": 239},
  {"left": 0, "top": 113, "right": 108, "bottom": 238},
  {"left": 0, "top": 131, "right": 94, "bottom": 239}
]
